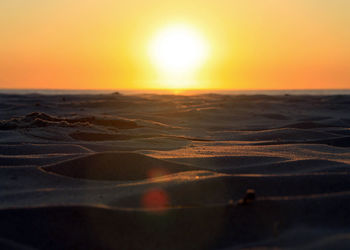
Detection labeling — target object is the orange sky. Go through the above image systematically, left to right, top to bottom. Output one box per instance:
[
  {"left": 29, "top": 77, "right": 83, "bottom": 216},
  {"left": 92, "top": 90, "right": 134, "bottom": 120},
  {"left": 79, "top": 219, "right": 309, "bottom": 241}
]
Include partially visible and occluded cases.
[{"left": 0, "top": 0, "right": 349, "bottom": 90}]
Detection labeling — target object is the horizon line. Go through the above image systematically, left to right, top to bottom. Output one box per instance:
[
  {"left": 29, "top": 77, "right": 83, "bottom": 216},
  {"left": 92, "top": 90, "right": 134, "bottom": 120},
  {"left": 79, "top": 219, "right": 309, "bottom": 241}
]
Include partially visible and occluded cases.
[{"left": 1, "top": 87, "right": 350, "bottom": 91}]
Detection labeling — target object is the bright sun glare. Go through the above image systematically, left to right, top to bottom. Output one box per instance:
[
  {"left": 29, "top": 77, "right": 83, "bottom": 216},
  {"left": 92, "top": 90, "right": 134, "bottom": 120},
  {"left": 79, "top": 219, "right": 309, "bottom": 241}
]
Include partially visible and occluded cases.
[{"left": 149, "top": 24, "right": 209, "bottom": 77}]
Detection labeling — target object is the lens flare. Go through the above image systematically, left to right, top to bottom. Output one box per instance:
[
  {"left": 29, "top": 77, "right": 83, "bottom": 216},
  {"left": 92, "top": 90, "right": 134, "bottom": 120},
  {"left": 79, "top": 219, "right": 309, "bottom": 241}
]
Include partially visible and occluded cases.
[{"left": 142, "top": 188, "right": 169, "bottom": 211}]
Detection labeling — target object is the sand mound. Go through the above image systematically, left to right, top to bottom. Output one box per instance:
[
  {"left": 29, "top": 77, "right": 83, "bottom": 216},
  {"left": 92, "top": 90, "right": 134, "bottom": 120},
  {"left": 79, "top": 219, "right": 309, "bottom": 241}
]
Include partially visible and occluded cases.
[
  {"left": 0, "top": 112, "right": 139, "bottom": 130},
  {"left": 68, "top": 116, "right": 139, "bottom": 129},
  {"left": 281, "top": 121, "right": 335, "bottom": 129},
  {"left": 210, "top": 128, "right": 337, "bottom": 141},
  {"left": 327, "top": 128, "right": 350, "bottom": 136},
  {"left": 69, "top": 131, "right": 132, "bottom": 141},
  {"left": 258, "top": 136, "right": 350, "bottom": 148},
  {"left": 308, "top": 137, "right": 350, "bottom": 147},
  {"left": 0, "top": 144, "right": 90, "bottom": 155},
  {"left": 42, "top": 152, "right": 200, "bottom": 181},
  {"left": 0, "top": 155, "right": 77, "bottom": 167},
  {"left": 173, "top": 156, "right": 287, "bottom": 170},
  {"left": 225, "top": 159, "right": 350, "bottom": 174},
  {"left": 113, "top": 172, "right": 350, "bottom": 208},
  {"left": 112, "top": 175, "right": 233, "bottom": 208}
]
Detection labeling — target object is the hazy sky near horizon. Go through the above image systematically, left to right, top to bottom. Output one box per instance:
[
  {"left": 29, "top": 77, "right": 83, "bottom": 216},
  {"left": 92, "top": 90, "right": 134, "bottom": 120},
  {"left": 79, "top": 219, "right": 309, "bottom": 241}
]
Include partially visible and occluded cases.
[{"left": 1, "top": 0, "right": 349, "bottom": 89}]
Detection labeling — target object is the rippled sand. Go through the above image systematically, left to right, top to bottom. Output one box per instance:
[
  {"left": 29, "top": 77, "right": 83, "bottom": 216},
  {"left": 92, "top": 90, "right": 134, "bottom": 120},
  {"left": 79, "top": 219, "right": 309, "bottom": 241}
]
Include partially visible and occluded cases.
[{"left": 1, "top": 93, "right": 350, "bottom": 249}]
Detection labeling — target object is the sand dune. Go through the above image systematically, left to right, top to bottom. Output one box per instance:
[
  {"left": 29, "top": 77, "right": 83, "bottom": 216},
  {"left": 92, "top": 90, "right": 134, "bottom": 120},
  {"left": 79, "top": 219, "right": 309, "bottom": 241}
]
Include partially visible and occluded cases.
[
  {"left": 1, "top": 93, "right": 350, "bottom": 249},
  {"left": 0, "top": 112, "right": 139, "bottom": 130},
  {"left": 0, "top": 144, "right": 90, "bottom": 155},
  {"left": 43, "top": 152, "right": 201, "bottom": 181}
]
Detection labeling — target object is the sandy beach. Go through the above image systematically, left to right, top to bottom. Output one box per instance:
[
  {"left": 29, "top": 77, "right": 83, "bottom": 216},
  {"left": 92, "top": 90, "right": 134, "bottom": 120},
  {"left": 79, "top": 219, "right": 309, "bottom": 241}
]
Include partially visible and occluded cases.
[{"left": 1, "top": 92, "right": 350, "bottom": 249}]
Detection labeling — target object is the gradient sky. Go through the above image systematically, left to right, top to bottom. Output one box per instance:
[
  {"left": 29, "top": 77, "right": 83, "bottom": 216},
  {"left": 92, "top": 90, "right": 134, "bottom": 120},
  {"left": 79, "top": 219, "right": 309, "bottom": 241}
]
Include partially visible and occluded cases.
[{"left": 1, "top": 0, "right": 349, "bottom": 89}]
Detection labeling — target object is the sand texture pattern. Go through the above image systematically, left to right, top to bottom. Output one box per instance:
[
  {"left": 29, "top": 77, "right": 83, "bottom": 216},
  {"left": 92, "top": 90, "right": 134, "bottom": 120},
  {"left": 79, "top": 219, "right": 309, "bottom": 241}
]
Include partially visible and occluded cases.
[{"left": 1, "top": 93, "right": 350, "bottom": 249}]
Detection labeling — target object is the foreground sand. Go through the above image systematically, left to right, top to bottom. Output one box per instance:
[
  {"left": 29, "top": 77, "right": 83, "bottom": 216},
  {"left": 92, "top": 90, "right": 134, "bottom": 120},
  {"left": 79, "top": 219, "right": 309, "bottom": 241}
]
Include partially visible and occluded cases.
[{"left": 1, "top": 93, "right": 350, "bottom": 249}]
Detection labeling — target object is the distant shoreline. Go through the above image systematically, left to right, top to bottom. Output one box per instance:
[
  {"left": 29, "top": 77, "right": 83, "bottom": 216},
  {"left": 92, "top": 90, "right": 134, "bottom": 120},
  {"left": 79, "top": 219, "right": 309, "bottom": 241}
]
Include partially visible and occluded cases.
[{"left": 1, "top": 88, "right": 350, "bottom": 96}]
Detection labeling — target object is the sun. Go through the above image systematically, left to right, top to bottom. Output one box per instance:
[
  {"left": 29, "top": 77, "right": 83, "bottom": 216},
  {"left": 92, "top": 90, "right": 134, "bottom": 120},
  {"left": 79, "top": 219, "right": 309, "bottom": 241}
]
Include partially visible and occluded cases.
[{"left": 149, "top": 24, "right": 209, "bottom": 76}]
